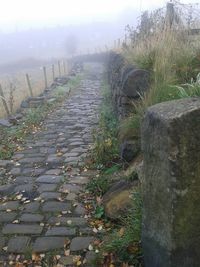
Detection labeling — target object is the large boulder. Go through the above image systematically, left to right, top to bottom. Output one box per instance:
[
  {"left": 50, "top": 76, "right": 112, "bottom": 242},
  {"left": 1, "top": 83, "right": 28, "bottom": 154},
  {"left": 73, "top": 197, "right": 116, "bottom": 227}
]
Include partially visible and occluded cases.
[
  {"left": 122, "top": 69, "right": 150, "bottom": 98},
  {"left": 120, "top": 140, "right": 140, "bottom": 162},
  {"left": 102, "top": 180, "right": 137, "bottom": 219}
]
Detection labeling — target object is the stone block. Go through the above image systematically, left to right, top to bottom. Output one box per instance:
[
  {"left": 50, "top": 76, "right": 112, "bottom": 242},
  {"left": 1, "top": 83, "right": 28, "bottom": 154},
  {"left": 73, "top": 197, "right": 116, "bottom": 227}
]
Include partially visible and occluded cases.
[{"left": 141, "top": 98, "right": 200, "bottom": 267}]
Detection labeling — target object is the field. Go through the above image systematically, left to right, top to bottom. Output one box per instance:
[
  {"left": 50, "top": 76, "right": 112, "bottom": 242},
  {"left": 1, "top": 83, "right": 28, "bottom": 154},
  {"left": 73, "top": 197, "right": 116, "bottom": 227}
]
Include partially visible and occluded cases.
[{"left": 0, "top": 60, "right": 67, "bottom": 118}]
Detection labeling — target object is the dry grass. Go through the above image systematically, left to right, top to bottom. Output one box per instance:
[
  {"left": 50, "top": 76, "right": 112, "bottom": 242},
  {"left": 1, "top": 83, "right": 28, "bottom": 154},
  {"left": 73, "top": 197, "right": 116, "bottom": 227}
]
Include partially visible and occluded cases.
[{"left": 0, "top": 62, "right": 66, "bottom": 118}]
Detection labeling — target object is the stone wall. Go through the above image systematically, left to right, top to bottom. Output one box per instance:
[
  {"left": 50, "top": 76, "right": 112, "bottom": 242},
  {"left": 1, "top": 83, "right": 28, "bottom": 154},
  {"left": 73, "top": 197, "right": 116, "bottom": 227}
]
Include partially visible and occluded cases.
[
  {"left": 107, "top": 52, "right": 150, "bottom": 119},
  {"left": 107, "top": 52, "right": 150, "bottom": 162}
]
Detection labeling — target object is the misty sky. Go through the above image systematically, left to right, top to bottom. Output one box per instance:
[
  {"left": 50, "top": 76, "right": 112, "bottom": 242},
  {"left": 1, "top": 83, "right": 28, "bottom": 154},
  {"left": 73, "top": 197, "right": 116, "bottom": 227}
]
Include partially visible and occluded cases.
[{"left": 0, "top": 0, "right": 198, "bottom": 32}]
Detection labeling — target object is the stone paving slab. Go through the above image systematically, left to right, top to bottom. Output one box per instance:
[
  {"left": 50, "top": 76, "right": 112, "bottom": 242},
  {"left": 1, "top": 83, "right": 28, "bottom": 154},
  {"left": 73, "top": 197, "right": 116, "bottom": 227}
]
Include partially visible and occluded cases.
[
  {"left": 36, "top": 175, "right": 63, "bottom": 184},
  {"left": 42, "top": 201, "right": 71, "bottom": 212},
  {"left": 0, "top": 212, "right": 17, "bottom": 223},
  {"left": 19, "top": 213, "right": 44, "bottom": 223},
  {"left": 2, "top": 224, "right": 43, "bottom": 235},
  {"left": 45, "top": 227, "right": 76, "bottom": 236},
  {"left": 7, "top": 236, "right": 31, "bottom": 253},
  {"left": 33, "top": 237, "right": 69, "bottom": 252},
  {"left": 70, "top": 237, "right": 94, "bottom": 251}
]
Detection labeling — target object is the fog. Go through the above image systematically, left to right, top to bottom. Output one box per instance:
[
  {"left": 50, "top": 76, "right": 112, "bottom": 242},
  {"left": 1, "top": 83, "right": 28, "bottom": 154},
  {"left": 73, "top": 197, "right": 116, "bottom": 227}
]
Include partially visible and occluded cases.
[{"left": 0, "top": 0, "right": 198, "bottom": 69}]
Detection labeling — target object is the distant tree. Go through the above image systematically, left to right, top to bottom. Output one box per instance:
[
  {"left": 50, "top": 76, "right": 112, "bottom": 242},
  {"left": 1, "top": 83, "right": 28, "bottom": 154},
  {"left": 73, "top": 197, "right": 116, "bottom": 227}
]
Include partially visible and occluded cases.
[{"left": 65, "top": 34, "right": 78, "bottom": 56}]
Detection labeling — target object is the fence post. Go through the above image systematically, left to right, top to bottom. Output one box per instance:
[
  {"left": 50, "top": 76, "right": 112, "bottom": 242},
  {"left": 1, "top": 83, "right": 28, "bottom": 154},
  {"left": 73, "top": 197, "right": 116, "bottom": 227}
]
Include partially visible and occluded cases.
[
  {"left": 125, "top": 34, "right": 127, "bottom": 45},
  {"left": 118, "top": 38, "right": 121, "bottom": 48},
  {"left": 114, "top": 40, "right": 117, "bottom": 49},
  {"left": 58, "top": 61, "right": 61, "bottom": 76},
  {"left": 63, "top": 61, "right": 66, "bottom": 74},
  {"left": 52, "top": 64, "right": 55, "bottom": 81},
  {"left": 43, "top": 66, "right": 48, "bottom": 88},
  {"left": 25, "top": 73, "right": 33, "bottom": 97},
  {"left": 0, "top": 83, "right": 10, "bottom": 116}
]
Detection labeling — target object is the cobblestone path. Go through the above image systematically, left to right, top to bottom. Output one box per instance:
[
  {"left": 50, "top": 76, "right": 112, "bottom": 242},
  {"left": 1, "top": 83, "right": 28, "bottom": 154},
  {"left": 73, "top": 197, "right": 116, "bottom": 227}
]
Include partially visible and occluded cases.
[{"left": 0, "top": 63, "right": 103, "bottom": 266}]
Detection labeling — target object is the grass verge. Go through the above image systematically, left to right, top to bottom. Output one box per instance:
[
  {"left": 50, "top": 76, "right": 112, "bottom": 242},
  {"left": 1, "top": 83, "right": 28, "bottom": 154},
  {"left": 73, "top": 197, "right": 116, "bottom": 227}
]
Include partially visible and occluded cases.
[{"left": 0, "top": 74, "right": 82, "bottom": 160}]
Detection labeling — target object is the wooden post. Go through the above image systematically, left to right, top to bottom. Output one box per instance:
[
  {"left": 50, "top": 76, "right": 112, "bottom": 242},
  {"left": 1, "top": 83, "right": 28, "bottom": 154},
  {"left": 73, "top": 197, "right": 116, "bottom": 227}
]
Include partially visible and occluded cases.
[
  {"left": 166, "top": 2, "right": 175, "bottom": 28},
  {"left": 125, "top": 34, "right": 127, "bottom": 45},
  {"left": 118, "top": 38, "right": 121, "bottom": 48},
  {"left": 114, "top": 40, "right": 117, "bottom": 49},
  {"left": 58, "top": 61, "right": 61, "bottom": 76},
  {"left": 63, "top": 61, "right": 66, "bottom": 74},
  {"left": 52, "top": 64, "right": 55, "bottom": 81},
  {"left": 43, "top": 66, "right": 48, "bottom": 88},
  {"left": 25, "top": 73, "right": 33, "bottom": 97},
  {"left": 0, "top": 84, "right": 10, "bottom": 116}
]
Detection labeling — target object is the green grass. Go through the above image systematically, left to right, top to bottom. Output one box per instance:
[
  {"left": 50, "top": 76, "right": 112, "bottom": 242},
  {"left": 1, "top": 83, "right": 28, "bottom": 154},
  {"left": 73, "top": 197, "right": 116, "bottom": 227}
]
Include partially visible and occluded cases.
[
  {"left": 120, "top": 29, "right": 200, "bottom": 141},
  {"left": 0, "top": 74, "right": 82, "bottom": 160},
  {"left": 91, "top": 82, "right": 119, "bottom": 166},
  {"left": 86, "top": 173, "right": 114, "bottom": 197},
  {"left": 95, "top": 189, "right": 143, "bottom": 266}
]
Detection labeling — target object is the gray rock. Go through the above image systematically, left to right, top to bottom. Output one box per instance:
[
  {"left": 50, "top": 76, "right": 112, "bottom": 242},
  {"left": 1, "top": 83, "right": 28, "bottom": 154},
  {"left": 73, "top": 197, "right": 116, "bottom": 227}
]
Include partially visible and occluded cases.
[
  {"left": 122, "top": 69, "right": 150, "bottom": 98},
  {"left": 141, "top": 97, "right": 200, "bottom": 267},
  {"left": 21, "top": 100, "right": 29, "bottom": 108},
  {"left": 0, "top": 119, "right": 12, "bottom": 127},
  {"left": 120, "top": 140, "right": 140, "bottom": 162},
  {"left": 0, "top": 160, "right": 13, "bottom": 168},
  {"left": 10, "top": 168, "right": 21, "bottom": 176},
  {"left": 45, "top": 169, "right": 62, "bottom": 175},
  {"left": 36, "top": 175, "right": 63, "bottom": 184},
  {"left": 103, "top": 180, "right": 137, "bottom": 219},
  {"left": 14, "top": 183, "right": 34, "bottom": 193},
  {"left": 0, "top": 184, "right": 15, "bottom": 196},
  {"left": 38, "top": 184, "right": 58, "bottom": 193},
  {"left": 59, "top": 184, "right": 82, "bottom": 194},
  {"left": 40, "top": 192, "right": 61, "bottom": 200},
  {"left": 66, "top": 193, "right": 77, "bottom": 201},
  {"left": 0, "top": 201, "right": 19, "bottom": 211},
  {"left": 42, "top": 201, "right": 71, "bottom": 212},
  {"left": 24, "top": 202, "right": 40, "bottom": 213},
  {"left": 74, "top": 204, "right": 85, "bottom": 216},
  {"left": 0, "top": 212, "right": 17, "bottom": 223},
  {"left": 20, "top": 213, "right": 44, "bottom": 223},
  {"left": 48, "top": 217, "right": 87, "bottom": 226},
  {"left": 2, "top": 224, "right": 43, "bottom": 234},
  {"left": 45, "top": 227, "right": 76, "bottom": 236},
  {"left": 0, "top": 235, "right": 5, "bottom": 250},
  {"left": 7, "top": 236, "right": 31, "bottom": 253},
  {"left": 33, "top": 237, "right": 69, "bottom": 252},
  {"left": 70, "top": 237, "right": 94, "bottom": 251},
  {"left": 85, "top": 251, "right": 96, "bottom": 265},
  {"left": 59, "top": 256, "right": 74, "bottom": 265}
]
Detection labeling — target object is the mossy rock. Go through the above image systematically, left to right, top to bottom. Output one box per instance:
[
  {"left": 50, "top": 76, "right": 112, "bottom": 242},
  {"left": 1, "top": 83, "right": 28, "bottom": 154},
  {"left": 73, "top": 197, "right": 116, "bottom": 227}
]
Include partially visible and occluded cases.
[{"left": 102, "top": 180, "right": 138, "bottom": 219}]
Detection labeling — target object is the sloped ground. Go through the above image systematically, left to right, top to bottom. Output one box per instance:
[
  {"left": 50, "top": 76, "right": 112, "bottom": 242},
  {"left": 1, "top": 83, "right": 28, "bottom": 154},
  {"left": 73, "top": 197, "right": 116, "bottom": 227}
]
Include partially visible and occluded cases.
[{"left": 0, "top": 63, "right": 103, "bottom": 266}]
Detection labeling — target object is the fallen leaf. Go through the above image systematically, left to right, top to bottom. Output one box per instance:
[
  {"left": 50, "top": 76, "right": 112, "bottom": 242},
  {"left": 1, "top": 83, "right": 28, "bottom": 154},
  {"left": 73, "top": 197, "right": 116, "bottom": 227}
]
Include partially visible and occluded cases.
[
  {"left": 118, "top": 227, "right": 125, "bottom": 237},
  {"left": 64, "top": 249, "right": 70, "bottom": 256},
  {"left": 32, "top": 252, "right": 41, "bottom": 261}
]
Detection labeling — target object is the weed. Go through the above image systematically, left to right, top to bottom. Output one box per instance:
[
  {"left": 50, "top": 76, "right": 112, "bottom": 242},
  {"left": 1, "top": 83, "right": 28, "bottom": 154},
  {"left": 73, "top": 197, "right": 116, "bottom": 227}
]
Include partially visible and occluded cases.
[
  {"left": 176, "top": 73, "right": 200, "bottom": 98},
  {"left": 0, "top": 75, "right": 82, "bottom": 160},
  {"left": 92, "top": 82, "right": 119, "bottom": 165},
  {"left": 86, "top": 174, "right": 113, "bottom": 197},
  {"left": 97, "top": 189, "right": 143, "bottom": 266},
  {"left": 94, "top": 205, "right": 105, "bottom": 219}
]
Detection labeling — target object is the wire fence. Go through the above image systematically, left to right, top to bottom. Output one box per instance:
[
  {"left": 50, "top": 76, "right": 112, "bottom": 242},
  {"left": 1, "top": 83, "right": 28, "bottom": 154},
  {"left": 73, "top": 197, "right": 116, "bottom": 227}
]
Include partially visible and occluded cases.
[{"left": 0, "top": 60, "right": 68, "bottom": 118}]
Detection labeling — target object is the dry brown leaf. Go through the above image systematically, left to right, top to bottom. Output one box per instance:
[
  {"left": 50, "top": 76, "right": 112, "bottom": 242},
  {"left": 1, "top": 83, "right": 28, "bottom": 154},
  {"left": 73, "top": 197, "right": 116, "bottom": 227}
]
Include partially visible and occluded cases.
[
  {"left": 118, "top": 227, "right": 125, "bottom": 237},
  {"left": 32, "top": 252, "right": 41, "bottom": 261}
]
